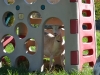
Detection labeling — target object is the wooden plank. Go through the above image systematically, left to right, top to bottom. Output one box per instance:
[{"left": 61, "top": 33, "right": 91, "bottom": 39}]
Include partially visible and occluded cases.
[{"left": 30, "top": 18, "right": 63, "bottom": 25}]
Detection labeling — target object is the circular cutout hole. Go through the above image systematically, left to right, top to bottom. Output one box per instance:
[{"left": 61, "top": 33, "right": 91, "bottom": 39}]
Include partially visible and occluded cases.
[
  {"left": 4, "top": 0, "right": 15, "bottom": 5},
  {"left": 24, "top": 0, "right": 37, "bottom": 4},
  {"left": 47, "top": 0, "right": 60, "bottom": 4},
  {"left": 16, "top": 5, "right": 20, "bottom": 10},
  {"left": 41, "top": 5, "right": 45, "bottom": 10},
  {"left": 29, "top": 11, "right": 42, "bottom": 28},
  {"left": 3, "top": 12, "right": 15, "bottom": 27},
  {"left": 15, "top": 23, "right": 28, "bottom": 39},
  {"left": 1, "top": 34, "right": 15, "bottom": 53},
  {"left": 25, "top": 38, "right": 37, "bottom": 54},
  {"left": 1, "top": 56, "right": 11, "bottom": 67},
  {"left": 16, "top": 56, "right": 29, "bottom": 69}
]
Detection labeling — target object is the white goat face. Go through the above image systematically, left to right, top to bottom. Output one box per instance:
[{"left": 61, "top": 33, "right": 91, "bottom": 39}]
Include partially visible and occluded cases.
[
  {"left": 52, "top": 25, "right": 60, "bottom": 36},
  {"left": 55, "top": 35, "right": 62, "bottom": 43}
]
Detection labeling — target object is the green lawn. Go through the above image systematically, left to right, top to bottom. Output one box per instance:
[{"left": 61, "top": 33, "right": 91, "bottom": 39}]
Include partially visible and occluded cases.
[{"left": 0, "top": 30, "right": 100, "bottom": 75}]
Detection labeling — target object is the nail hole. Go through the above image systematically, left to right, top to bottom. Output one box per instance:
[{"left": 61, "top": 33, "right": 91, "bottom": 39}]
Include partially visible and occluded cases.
[
  {"left": 16, "top": 5, "right": 20, "bottom": 10},
  {"left": 41, "top": 5, "right": 45, "bottom": 10}
]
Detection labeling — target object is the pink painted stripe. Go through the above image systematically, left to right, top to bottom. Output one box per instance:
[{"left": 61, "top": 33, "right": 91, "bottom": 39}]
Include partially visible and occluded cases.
[{"left": 3, "top": 36, "right": 14, "bottom": 47}]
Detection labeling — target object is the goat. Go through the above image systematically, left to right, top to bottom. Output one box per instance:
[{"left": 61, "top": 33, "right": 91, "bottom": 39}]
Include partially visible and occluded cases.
[
  {"left": 43, "top": 25, "right": 65, "bottom": 71},
  {"left": 51, "top": 25, "right": 65, "bottom": 69}
]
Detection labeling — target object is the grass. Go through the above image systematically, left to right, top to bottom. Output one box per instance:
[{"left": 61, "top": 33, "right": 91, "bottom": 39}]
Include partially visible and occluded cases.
[
  {"left": 0, "top": 30, "right": 100, "bottom": 75},
  {"left": 5, "top": 43, "right": 14, "bottom": 53},
  {"left": 0, "top": 66, "right": 93, "bottom": 75}
]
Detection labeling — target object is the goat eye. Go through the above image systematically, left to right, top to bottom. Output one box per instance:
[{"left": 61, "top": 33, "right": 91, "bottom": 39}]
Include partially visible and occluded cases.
[{"left": 57, "top": 40, "right": 61, "bottom": 42}]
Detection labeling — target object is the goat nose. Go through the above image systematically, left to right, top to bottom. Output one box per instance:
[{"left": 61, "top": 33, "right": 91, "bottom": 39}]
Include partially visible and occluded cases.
[{"left": 54, "top": 33, "right": 57, "bottom": 36}]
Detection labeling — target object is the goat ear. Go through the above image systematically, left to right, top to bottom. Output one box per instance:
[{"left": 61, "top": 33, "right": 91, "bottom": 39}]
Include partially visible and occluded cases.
[{"left": 59, "top": 26, "right": 64, "bottom": 29}]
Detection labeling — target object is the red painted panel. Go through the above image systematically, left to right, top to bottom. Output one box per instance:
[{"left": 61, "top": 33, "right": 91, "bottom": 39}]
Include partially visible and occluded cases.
[
  {"left": 70, "top": 0, "right": 78, "bottom": 2},
  {"left": 70, "top": 19, "right": 78, "bottom": 34},
  {"left": 71, "top": 51, "right": 79, "bottom": 65}
]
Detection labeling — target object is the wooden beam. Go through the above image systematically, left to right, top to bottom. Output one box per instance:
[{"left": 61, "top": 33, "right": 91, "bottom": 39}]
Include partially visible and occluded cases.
[{"left": 30, "top": 18, "right": 63, "bottom": 25}]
